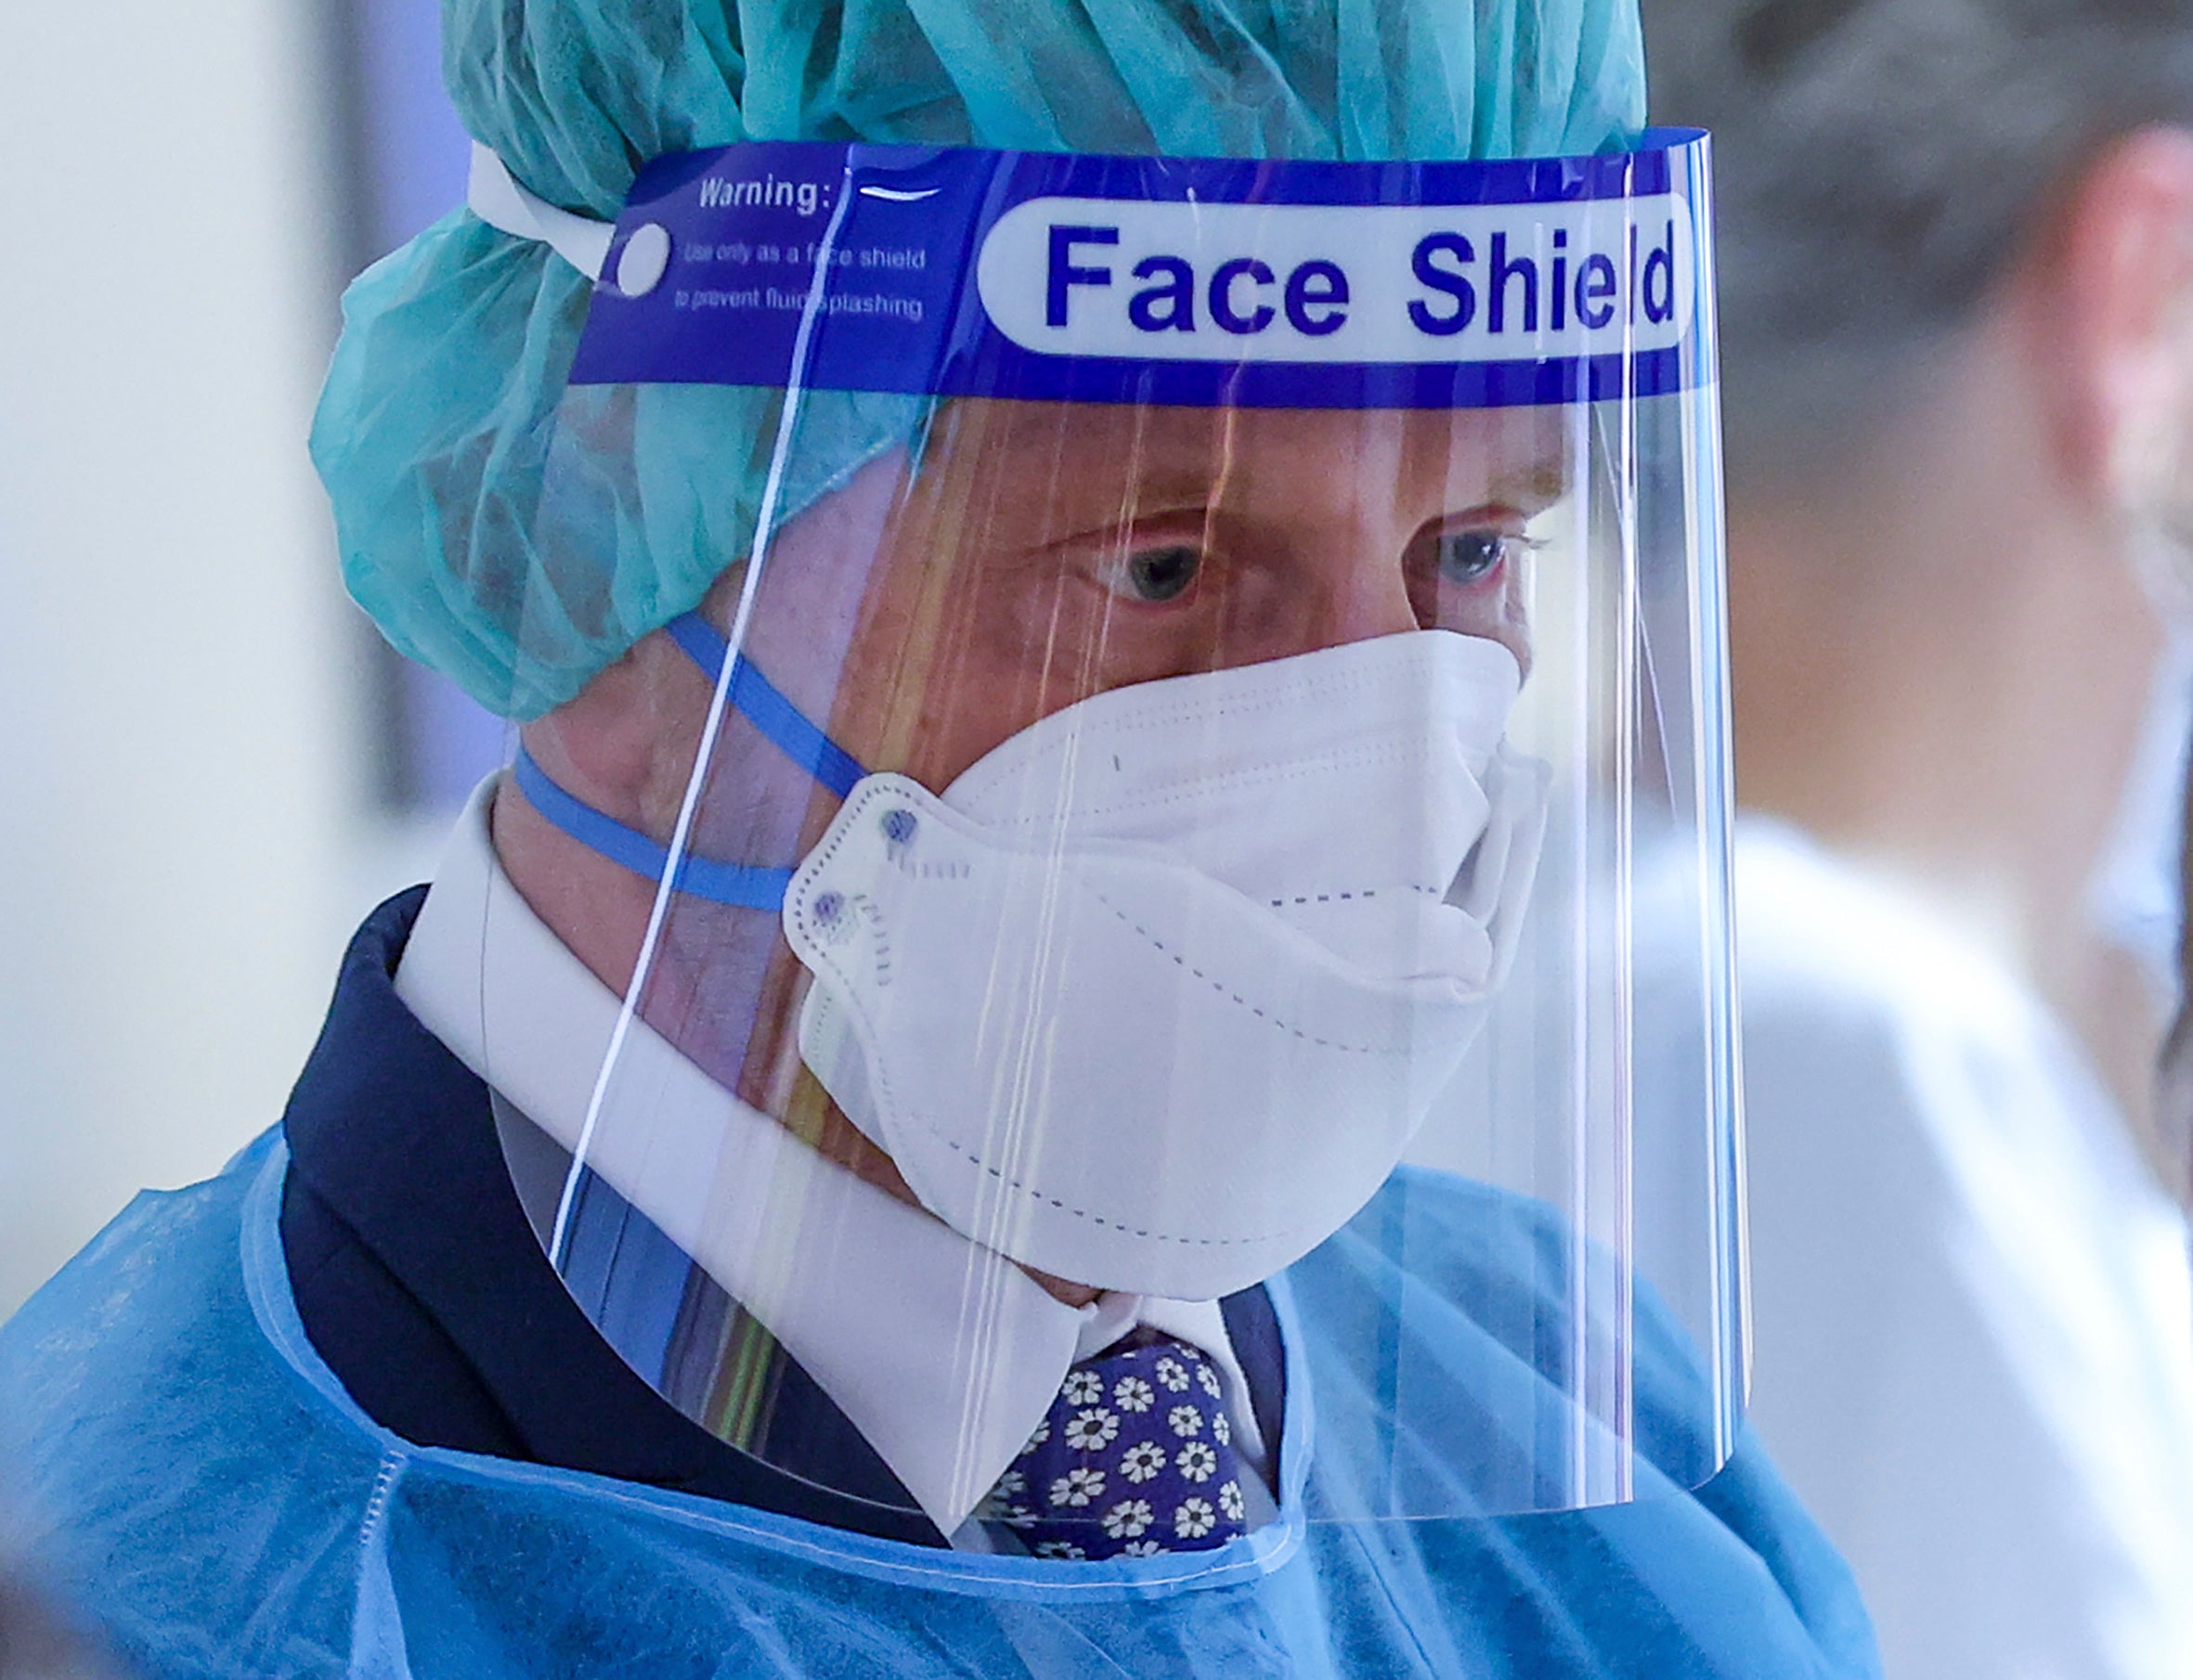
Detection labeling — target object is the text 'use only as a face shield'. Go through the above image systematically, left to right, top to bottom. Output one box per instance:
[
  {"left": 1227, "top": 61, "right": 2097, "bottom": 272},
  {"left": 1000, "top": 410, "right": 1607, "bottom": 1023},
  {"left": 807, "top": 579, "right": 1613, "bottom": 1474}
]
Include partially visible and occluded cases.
[{"left": 484, "top": 132, "right": 1743, "bottom": 1544}]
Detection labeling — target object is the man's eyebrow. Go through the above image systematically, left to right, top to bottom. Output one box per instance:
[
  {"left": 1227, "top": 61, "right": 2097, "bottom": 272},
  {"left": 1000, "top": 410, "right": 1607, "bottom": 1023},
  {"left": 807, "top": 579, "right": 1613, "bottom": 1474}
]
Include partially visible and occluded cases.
[
  {"left": 1484, "top": 457, "right": 1570, "bottom": 512},
  {"left": 1129, "top": 470, "right": 1230, "bottom": 510}
]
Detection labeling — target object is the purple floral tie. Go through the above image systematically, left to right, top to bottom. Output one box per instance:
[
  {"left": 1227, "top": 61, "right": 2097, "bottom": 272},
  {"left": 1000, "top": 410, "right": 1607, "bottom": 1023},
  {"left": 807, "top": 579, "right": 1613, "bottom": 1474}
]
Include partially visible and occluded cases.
[{"left": 980, "top": 1335, "right": 1250, "bottom": 1560}]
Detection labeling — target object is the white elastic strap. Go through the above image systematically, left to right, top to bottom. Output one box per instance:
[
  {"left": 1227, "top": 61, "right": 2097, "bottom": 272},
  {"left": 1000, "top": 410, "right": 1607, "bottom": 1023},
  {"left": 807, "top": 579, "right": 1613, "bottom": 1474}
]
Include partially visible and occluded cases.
[{"left": 466, "top": 142, "right": 614, "bottom": 282}]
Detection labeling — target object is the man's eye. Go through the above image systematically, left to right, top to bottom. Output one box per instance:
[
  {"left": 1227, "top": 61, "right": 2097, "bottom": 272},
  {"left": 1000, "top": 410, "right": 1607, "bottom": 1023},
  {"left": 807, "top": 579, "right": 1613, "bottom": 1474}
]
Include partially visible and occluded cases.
[
  {"left": 1437, "top": 530, "right": 1512, "bottom": 586},
  {"left": 1119, "top": 544, "right": 1202, "bottom": 603}
]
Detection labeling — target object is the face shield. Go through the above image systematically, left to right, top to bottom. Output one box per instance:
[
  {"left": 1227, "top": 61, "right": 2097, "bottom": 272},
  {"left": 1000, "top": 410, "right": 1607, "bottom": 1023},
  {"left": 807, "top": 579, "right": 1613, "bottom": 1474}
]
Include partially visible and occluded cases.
[{"left": 474, "top": 131, "right": 1742, "bottom": 1542}]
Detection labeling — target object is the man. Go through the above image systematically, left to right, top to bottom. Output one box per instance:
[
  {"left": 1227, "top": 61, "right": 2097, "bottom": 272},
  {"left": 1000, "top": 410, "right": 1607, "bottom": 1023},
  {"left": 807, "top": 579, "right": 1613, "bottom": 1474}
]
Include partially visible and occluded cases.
[
  {"left": 0, "top": 1, "right": 1879, "bottom": 1674},
  {"left": 1643, "top": 4, "right": 2193, "bottom": 1675}
]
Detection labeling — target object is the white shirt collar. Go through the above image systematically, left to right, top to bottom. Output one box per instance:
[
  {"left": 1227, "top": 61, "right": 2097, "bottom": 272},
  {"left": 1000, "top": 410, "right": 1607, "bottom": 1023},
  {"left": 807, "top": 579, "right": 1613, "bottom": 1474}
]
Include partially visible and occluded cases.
[{"left": 393, "top": 777, "right": 1264, "bottom": 1533}]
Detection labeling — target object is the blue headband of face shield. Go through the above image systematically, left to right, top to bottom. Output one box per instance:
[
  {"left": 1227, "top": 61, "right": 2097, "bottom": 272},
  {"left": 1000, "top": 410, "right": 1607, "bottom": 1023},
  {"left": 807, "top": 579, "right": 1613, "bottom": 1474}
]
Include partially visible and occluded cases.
[{"left": 566, "top": 138, "right": 1706, "bottom": 403}]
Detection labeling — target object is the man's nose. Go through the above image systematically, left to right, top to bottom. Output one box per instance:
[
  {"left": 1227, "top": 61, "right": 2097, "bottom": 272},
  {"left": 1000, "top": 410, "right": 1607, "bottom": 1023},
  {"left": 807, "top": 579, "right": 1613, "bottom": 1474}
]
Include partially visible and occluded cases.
[{"left": 1289, "top": 549, "right": 1421, "bottom": 654}]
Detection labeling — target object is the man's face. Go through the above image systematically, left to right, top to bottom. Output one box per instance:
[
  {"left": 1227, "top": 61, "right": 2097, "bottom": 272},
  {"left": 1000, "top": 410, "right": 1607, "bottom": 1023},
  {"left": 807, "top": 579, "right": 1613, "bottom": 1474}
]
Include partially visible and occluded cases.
[
  {"left": 673, "top": 392, "right": 1568, "bottom": 1206},
  {"left": 811, "top": 397, "right": 1564, "bottom": 791}
]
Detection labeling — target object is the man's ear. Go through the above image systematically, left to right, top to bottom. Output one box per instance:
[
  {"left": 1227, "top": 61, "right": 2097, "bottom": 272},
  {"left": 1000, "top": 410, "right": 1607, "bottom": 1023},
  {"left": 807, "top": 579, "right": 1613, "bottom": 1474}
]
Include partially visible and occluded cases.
[
  {"left": 2031, "top": 126, "right": 2193, "bottom": 510},
  {"left": 518, "top": 628, "right": 712, "bottom": 828}
]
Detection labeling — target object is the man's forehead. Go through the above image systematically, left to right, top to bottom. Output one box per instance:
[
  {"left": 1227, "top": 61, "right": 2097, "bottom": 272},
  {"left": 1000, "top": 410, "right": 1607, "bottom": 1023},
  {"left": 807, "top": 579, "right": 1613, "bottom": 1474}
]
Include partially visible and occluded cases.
[{"left": 941, "top": 398, "right": 1574, "bottom": 498}]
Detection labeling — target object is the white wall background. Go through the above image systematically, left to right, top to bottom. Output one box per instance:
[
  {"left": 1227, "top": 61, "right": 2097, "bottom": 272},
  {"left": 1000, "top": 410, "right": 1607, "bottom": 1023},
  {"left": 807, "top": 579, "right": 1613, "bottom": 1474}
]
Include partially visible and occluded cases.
[{"left": 0, "top": 1, "right": 438, "bottom": 1315}]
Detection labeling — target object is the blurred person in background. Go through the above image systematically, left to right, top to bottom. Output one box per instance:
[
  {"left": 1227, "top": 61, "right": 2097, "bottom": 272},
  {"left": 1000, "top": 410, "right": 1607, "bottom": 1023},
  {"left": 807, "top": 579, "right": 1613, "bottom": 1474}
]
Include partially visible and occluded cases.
[
  {"left": 0, "top": 0, "right": 1882, "bottom": 1675},
  {"left": 1643, "top": 2, "right": 2193, "bottom": 1676}
]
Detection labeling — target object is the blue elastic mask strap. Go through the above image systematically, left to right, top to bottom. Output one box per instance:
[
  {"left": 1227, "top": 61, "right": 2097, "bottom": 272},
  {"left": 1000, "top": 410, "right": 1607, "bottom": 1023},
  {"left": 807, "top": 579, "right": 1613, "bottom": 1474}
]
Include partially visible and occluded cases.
[
  {"left": 665, "top": 613, "right": 867, "bottom": 801},
  {"left": 511, "top": 747, "right": 794, "bottom": 911}
]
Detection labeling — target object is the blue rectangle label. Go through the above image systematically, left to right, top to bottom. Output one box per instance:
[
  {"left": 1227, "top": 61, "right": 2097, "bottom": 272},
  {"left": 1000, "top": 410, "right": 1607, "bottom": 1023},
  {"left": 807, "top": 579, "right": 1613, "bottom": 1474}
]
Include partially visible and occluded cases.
[{"left": 569, "top": 132, "right": 1715, "bottom": 409}]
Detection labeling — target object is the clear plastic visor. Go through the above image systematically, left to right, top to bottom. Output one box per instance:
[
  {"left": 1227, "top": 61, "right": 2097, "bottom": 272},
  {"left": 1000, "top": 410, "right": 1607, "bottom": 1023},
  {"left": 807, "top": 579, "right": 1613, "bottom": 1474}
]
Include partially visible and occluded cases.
[{"left": 474, "top": 135, "right": 1742, "bottom": 1539}]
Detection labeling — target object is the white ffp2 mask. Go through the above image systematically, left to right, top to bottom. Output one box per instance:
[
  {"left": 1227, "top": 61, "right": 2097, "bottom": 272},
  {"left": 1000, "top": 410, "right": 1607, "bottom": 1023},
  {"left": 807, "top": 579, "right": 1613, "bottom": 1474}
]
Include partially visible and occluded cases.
[{"left": 785, "top": 630, "right": 1547, "bottom": 1299}]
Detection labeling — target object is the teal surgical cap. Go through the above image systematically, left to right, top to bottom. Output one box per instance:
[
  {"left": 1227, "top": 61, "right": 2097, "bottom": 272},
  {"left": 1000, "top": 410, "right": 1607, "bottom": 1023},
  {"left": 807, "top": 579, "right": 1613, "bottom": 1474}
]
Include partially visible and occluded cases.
[{"left": 312, "top": 0, "right": 1646, "bottom": 720}]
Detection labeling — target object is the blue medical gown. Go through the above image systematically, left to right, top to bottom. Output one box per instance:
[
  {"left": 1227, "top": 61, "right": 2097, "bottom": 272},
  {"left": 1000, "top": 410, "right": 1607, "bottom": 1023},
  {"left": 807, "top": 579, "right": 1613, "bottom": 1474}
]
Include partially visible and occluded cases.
[{"left": 0, "top": 1133, "right": 1877, "bottom": 1679}]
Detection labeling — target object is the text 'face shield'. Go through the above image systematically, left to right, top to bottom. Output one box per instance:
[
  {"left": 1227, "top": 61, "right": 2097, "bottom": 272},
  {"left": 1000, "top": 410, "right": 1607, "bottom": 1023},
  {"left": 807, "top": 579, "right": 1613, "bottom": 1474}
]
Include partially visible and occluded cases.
[{"left": 488, "top": 132, "right": 1741, "bottom": 1537}]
